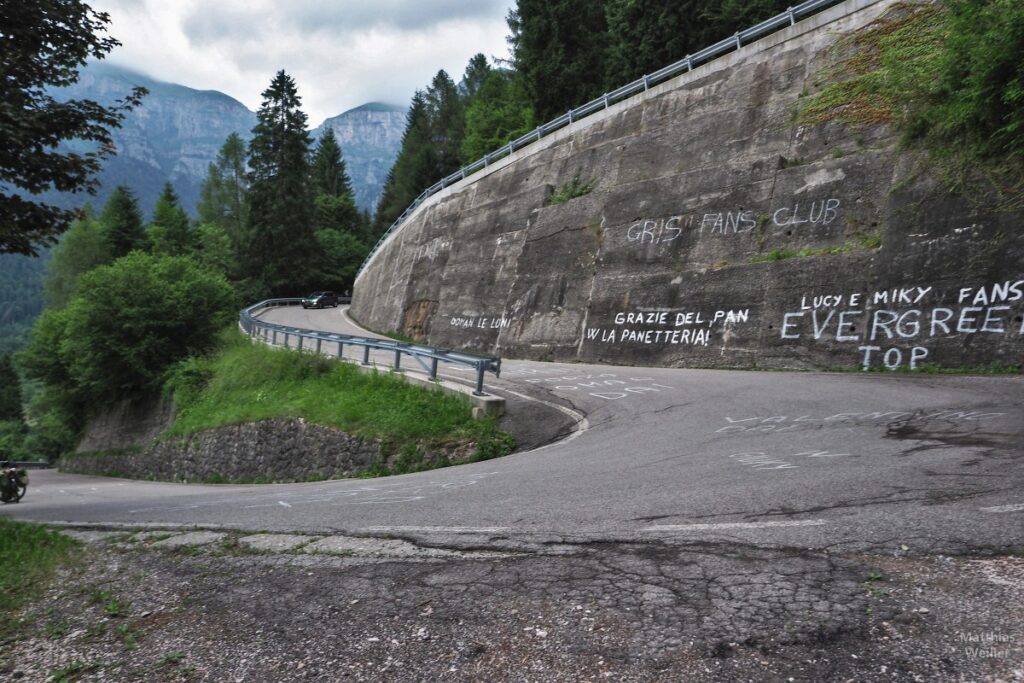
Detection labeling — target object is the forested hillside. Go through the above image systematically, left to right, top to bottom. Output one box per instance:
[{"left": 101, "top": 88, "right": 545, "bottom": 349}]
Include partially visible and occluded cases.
[{"left": 0, "top": 254, "right": 48, "bottom": 355}]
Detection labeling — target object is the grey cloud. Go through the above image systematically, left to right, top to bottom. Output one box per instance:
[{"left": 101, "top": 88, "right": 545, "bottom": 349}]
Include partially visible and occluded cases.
[{"left": 182, "top": 0, "right": 511, "bottom": 46}]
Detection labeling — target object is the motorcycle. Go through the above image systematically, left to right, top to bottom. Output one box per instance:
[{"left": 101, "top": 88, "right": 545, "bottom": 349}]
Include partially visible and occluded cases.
[{"left": 0, "top": 462, "right": 28, "bottom": 503}]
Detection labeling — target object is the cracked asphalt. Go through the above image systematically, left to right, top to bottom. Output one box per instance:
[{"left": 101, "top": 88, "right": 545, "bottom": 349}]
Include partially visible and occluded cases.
[{"left": 3, "top": 306, "right": 1022, "bottom": 680}]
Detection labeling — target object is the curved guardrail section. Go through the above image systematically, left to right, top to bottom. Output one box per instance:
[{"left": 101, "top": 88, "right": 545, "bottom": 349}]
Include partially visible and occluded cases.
[
  {"left": 357, "top": 0, "right": 844, "bottom": 278},
  {"left": 239, "top": 299, "right": 502, "bottom": 396}
]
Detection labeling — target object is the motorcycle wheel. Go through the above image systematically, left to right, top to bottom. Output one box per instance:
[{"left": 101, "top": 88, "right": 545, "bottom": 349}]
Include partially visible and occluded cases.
[{"left": 13, "top": 484, "right": 25, "bottom": 502}]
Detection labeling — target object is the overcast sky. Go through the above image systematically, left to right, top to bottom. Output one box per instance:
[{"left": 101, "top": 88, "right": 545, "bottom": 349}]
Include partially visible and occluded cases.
[{"left": 92, "top": 0, "right": 515, "bottom": 125}]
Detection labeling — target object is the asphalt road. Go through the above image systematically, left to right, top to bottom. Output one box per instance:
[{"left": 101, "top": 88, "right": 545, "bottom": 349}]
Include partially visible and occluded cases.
[{"left": 5, "top": 306, "right": 1022, "bottom": 557}]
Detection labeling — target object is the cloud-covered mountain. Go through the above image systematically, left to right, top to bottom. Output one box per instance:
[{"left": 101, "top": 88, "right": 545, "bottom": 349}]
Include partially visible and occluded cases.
[
  {"left": 54, "top": 62, "right": 258, "bottom": 217},
  {"left": 50, "top": 63, "right": 406, "bottom": 217},
  {"left": 312, "top": 103, "right": 406, "bottom": 212}
]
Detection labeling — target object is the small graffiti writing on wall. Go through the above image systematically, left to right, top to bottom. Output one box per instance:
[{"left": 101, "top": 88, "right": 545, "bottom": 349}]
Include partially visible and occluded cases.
[
  {"left": 624, "top": 198, "right": 840, "bottom": 246},
  {"left": 415, "top": 237, "right": 452, "bottom": 262},
  {"left": 780, "top": 280, "right": 1024, "bottom": 370},
  {"left": 585, "top": 308, "right": 750, "bottom": 347},
  {"left": 449, "top": 315, "right": 515, "bottom": 330}
]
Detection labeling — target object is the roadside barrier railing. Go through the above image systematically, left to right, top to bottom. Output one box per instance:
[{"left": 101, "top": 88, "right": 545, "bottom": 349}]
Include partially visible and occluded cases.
[
  {"left": 356, "top": 0, "right": 844, "bottom": 278},
  {"left": 239, "top": 299, "right": 502, "bottom": 396}
]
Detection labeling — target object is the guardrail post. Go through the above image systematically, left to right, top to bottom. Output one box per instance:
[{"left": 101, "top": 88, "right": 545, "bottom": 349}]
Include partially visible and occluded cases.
[
  {"left": 788, "top": 7, "right": 795, "bottom": 25},
  {"left": 734, "top": 33, "right": 742, "bottom": 49},
  {"left": 686, "top": 56, "right": 693, "bottom": 72},
  {"left": 642, "top": 75, "right": 649, "bottom": 91},
  {"left": 568, "top": 109, "right": 574, "bottom": 123},
  {"left": 272, "top": 330, "right": 277, "bottom": 345},
  {"left": 283, "top": 332, "right": 289, "bottom": 348},
  {"left": 297, "top": 335, "right": 304, "bottom": 351},
  {"left": 315, "top": 338, "right": 322, "bottom": 354},
  {"left": 337, "top": 342, "right": 344, "bottom": 358},
  {"left": 362, "top": 346, "right": 371, "bottom": 365},
  {"left": 394, "top": 349, "right": 402, "bottom": 371},
  {"left": 430, "top": 358, "right": 439, "bottom": 380},
  {"left": 474, "top": 365, "right": 486, "bottom": 396}
]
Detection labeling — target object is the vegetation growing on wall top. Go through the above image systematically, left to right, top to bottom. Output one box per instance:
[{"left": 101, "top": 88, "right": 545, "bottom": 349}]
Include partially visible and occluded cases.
[{"left": 800, "top": 0, "right": 1024, "bottom": 206}]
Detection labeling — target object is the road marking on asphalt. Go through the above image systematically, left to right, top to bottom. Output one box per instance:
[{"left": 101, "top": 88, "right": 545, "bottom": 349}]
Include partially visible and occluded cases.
[
  {"left": 499, "top": 388, "right": 590, "bottom": 451},
  {"left": 278, "top": 501, "right": 292, "bottom": 508},
  {"left": 979, "top": 503, "right": 1024, "bottom": 513},
  {"left": 642, "top": 520, "right": 828, "bottom": 532},
  {"left": 361, "top": 526, "right": 511, "bottom": 534}
]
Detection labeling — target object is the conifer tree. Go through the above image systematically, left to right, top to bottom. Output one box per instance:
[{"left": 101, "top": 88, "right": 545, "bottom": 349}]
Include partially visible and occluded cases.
[
  {"left": 507, "top": 0, "right": 609, "bottom": 122},
  {"left": 460, "top": 53, "right": 492, "bottom": 100},
  {"left": 242, "top": 70, "right": 317, "bottom": 296},
  {"left": 425, "top": 70, "right": 465, "bottom": 180},
  {"left": 372, "top": 93, "right": 435, "bottom": 235},
  {"left": 311, "top": 128, "right": 354, "bottom": 199},
  {"left": 198, "top": 132, "right": 249, "bottom": 243},
  {"left": 148, "top": 183, "right": 192, "bottom": 256},
  {"left": 100, "top": 185, "right": 147, "bottom": 257},
  {"left": 0, "top": 354, "right": 23, "bottom": 423}
]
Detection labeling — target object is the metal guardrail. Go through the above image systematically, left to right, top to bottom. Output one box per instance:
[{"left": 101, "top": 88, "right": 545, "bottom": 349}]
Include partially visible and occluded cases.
[
  {"left": 357, "top": 0, "right": 844, "bottom": 278},
  {"left": 239, "top": 299, "right": 502, "bottom": 396}
]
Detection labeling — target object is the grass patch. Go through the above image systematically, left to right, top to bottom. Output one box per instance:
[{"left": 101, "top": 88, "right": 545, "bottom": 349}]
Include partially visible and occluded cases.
[
  {"left": 545, "top": 174, "right": 596, "bottom": 206},
  {"left": 165, "top": 330, "right": 514, "bottom": 468},
  {"left": 0, "top": 518, "right": 79, "bottom": 642}
]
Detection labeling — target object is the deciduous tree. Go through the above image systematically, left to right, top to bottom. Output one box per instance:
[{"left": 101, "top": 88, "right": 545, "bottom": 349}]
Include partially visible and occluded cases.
[{"left": 0, "top": 0, "right": 145, "bottom": 256}]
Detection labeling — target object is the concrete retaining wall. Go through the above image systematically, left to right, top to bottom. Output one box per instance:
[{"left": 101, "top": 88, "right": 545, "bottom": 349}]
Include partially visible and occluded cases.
[{"left": 352, "top": 0, "right": 1023, "bottom": 371}]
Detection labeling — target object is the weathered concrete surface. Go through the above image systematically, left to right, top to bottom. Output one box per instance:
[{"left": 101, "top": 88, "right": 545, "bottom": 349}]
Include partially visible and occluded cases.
[{"left": 352, "top": 0, "right": 1023, "bottom": 371}]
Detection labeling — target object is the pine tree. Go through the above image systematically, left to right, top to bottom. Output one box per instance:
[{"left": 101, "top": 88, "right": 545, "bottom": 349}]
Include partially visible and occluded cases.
[
  {"left": 508, "top": 0, "right": 609, "bottom": 122},
  {"left": 604, "top": 0, "right": 792, "bottom": 89},
  {"left": 460, "top": 53, "right": 492, "bottom": 99},
  {"left": 461, "top": 68, "right": 535, "bottom": 163},
  {"left": 425, "top": 70, "right": 465, "bottom": 180},
  {"left": 242, "top": 71, "right": 317, "bottom": 296},
  {"left": 372, "top": 93, "right": 436, "bottom": 235},
  {"left": 311, "top": 128, "right": 354, "bottom": 199},
  {"left": 310, "top": 129, "right": 365, "bottom": 290},
  {"left": 198, "top": 132, "right": 249, "bottom": 244},
  {"left": 148, "top": 183, "right": 192, "bottom": 256},
  {"left": 100, "top": 185, "right": 147, "bottom": 257},
  {"left": 0, "top": 354, "right": 23, "bottom": 423}
]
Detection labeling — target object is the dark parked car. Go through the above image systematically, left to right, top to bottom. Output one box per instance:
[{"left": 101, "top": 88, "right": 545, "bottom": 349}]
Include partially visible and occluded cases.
[{"left": 301, "top": 291, "right": 338, "bottom": 309}]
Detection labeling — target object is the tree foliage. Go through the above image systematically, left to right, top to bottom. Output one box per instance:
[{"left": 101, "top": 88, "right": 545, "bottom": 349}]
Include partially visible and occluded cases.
[
  {"left": 0, "top": 0, "right": 145, "bottom": 256},
  {"left": 507, "top": 0, "right": 609, "bottom": 122},
  {"left": 909, "top": 0, "right": 1024, "bottom": 163},
  {"left": 462, "top": 68, "right": 535, "bottom": 163},
  {"left": 241, "top": 71, "right": 318, "bottom": 296},
  {"left": 197, "top": 132, "right": 249, "bottom": 243},
  {"left": 148, "top": 183, "right": 192, "bottom": 256},
  {"left": 100, "top": 185, "right": 147, "bottom": 257},
  {"left": 43, "top": 213, "right": 112, "bottom": 308},
  {"left": 21, "top": 252, "right": 236, "bottom": 405},
  {"left": 0, "top": 354, "right": 23, "bottom": 424}
]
